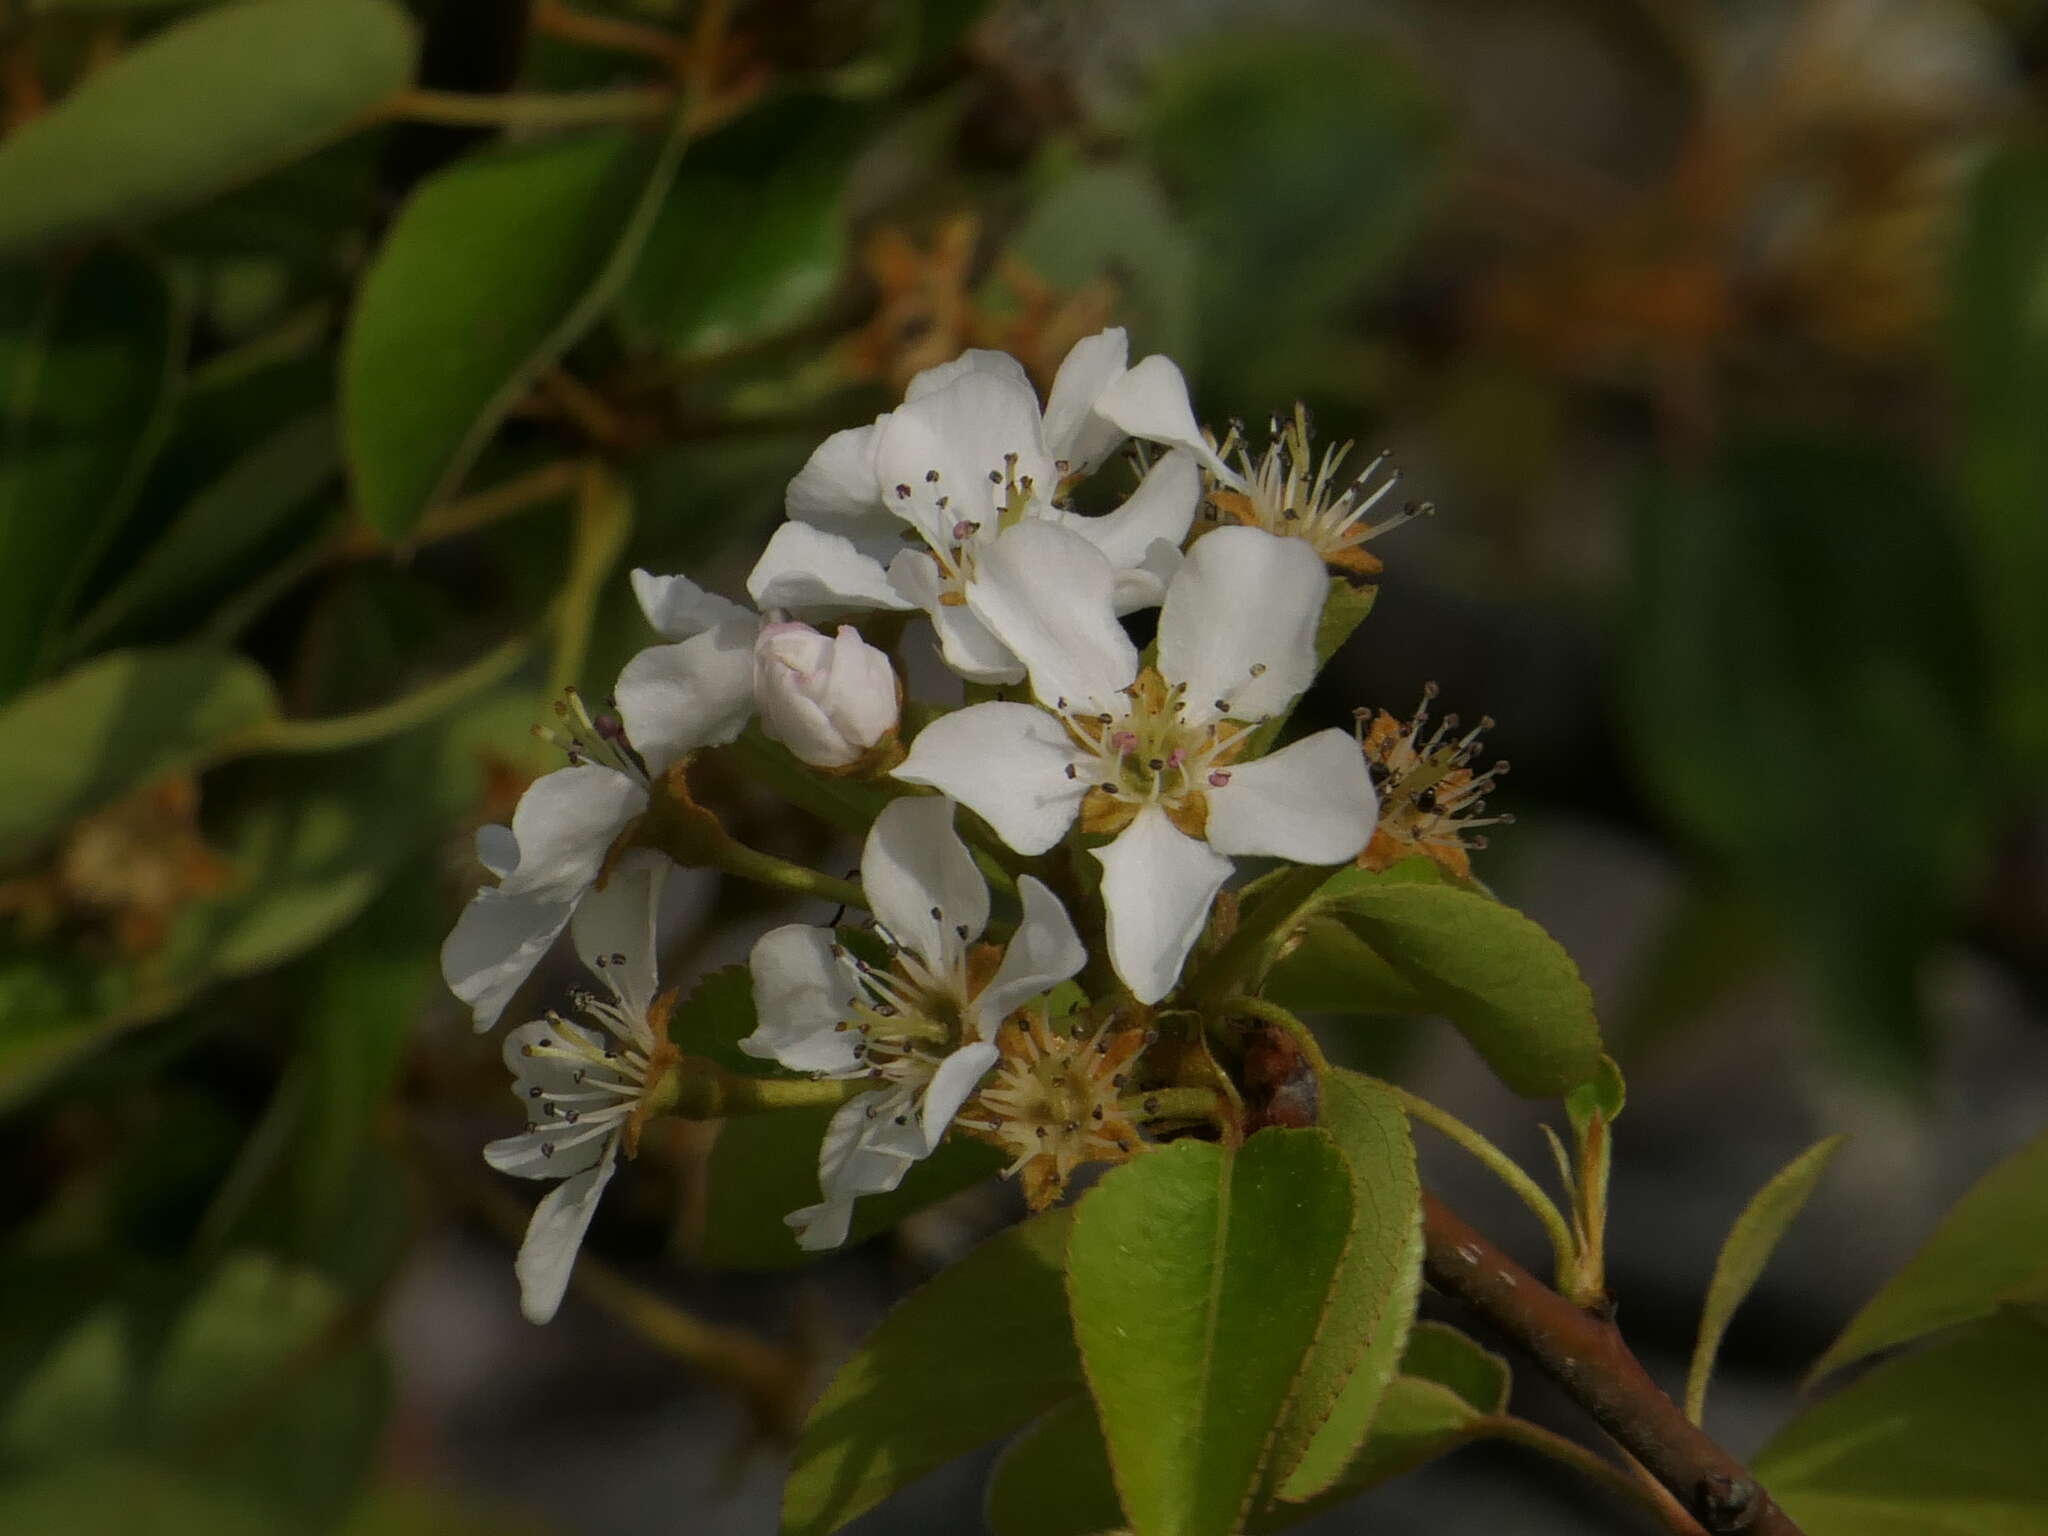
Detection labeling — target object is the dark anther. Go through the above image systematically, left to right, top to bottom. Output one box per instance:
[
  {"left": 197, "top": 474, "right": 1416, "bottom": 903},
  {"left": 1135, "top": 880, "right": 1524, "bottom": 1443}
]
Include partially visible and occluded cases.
[
  {"left": 924, "top": 468, "right": 941, "bottom": 483},
  {"left": 988, "top": 469, "right": 1003, "bottom": 483},
  {"left": 896, "top": 484, "right": 912, "bottom": 499},
  {"left": 1416, "top": 786, "right": 1438, "bottom": 813},
  {"left": 930, "top": 905, "right": 943, "bottom": 920},
  {"left": 528, "top": 1086, "right": 543, "bottom": 1098},
  {"left": 1142, "top": 1095, "right": 1161, "bottom": 1114},
  {"left": 541, "top": 1143, "right": 555, "bottom": 1157}
]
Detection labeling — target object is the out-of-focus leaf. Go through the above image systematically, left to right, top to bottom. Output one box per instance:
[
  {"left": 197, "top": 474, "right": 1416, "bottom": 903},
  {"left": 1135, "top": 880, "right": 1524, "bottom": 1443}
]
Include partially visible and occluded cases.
[
  {"left": 0, "top": 0, "right": 415, "bottom": 259},
  {"left": 1140, "top": 34, "right": 1444, "bottom": 404},
  {"left": 619, "top": 96, "right": 862, "bottom": 359},
  {"left": 344, "top": 126, "right": 682, "bottom": 538},
  {"left": 1951, "top": 145, "right": 2048, "bottom": 775},
  {"left": 1003, "top": 159, "right": 1199, "bottom": 363},
  {"left": 0, "top": 250, "right": 183, "bottom": 697},
  {"left": 70, "top": 411, "right": 339, "bottom": 651},
  {"left": 1626, "top": 435, "right": 1987, "bottom": 1084},
  {"left": 0, "top": 646, "right": 278, "bottom": 868},
  {"left": 1311, "top": 867, "right": 1603, "bottom": 1096},
  {"left": 1612, "top": 881, "right": 1779, "bottom": 1055},
  {"left": 668, "top": 964, "right": 772, "bottom": 1077},
  {"left": 1272, "top": 1070, "right": 1422, "bottom": 1502},
  {"left": 700, "top": 1107, "right": 1003, "bottom": 1269},
  {"left": 1807, "top": 1127, "right": 2048, "bottom": 1383},
  {"left": 1065, "top": 1131, "right": 1353, "bottom": 1536},
  {"left": 1686, "top": 1135, "right": 1845, "bottom": 1423},
  {"left": 783, "top": 1211, "right": 1078, "bottom": 1536},
  {"left": 0, "top": 1253, "right": 120, "bottom": 1415},
  {"left": 3, "top": 1254, "right": 387, "bottom": 1528},
  {"left": 1758, "top": 1315, "right": 2048, "bottom": 1534},
  {"left": 1251, "top": 1323, "right": 1510, "bottom": 1531},
  {"left": 984, "top": 1397, "right": 1124, "bottom": 1536},
  {"left": 0, "top": 1456, "right": 280, "bottom": 1536},
  {"left": 340, "top": 1485, "right": 555, "bottom": 1536}
]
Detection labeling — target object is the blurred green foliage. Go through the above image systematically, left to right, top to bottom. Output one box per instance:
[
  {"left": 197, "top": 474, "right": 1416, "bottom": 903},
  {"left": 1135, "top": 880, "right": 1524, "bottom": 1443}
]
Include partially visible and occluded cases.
[{"left": 0, "top": 0, "right": 2042, "bottom": 1529}]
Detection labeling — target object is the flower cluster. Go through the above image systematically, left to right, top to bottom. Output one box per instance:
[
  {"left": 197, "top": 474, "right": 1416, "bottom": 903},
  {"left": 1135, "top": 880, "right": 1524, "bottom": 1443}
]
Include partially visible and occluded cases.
[{"left": 444, "top": 329, "right": 1506, "bottom": 1320}]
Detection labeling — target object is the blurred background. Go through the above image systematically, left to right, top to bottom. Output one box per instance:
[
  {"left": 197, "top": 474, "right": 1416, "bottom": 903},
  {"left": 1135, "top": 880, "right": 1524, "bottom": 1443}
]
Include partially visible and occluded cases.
[{"left": 1, "top": 0, "right": 2045, "bottom": 1530}]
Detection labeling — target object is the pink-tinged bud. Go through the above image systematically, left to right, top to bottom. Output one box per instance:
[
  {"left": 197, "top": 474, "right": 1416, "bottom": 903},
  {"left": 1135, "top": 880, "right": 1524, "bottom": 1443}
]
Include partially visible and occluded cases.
[{"left": 754, "top": 621, "right": 900, "bottom": 768}]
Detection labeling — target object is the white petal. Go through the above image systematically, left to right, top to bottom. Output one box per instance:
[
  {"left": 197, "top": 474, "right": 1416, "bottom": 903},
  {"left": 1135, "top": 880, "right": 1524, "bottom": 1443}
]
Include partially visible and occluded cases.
[
  {"left": 1040, "top": 327, "right": 1129, "bottom": 473},
  {"left": 905, "top": 348, "right": 1033, "bottom": 402},
  {"left": 1092, "top": 354, "right": 1238, "bottom": 482},
  {"left": 875, "top": 370, "right": 1055, "bottom": 547},
  {"left": 787, "top": 417, "right": 901, "bottom": 540},
  {"left": 1060, "top": 448, "right": 1200, "bottom": 583},
  {"left": 964, "top": 520, "right": 1137, "bottom": 713},
  {"left": 747, "top": 521, "right": 911, "bottom": 617},
  {"left": 1158, "top": 526, "right": 1325, "bottom": 724},
  {"left": 1109, "top": 534, "right": 1182, "bottom": 615},
  {"left": 888, "top": 550, "right": 1024, "bottom": 684},
  {"left": 629, "top": 568, "right": 752, "bottom": 640},
  {"left": 614, "top": 618, "right": 758, "bottom": 774},
  {"left": 893, "top": 703, "right": 1089, "bottom": 856},
  {"left": 1205, "top": 728, "right": 1379, "bottom": 864},
  {"left": 498, "top": 765, "right": 646, "bottom": 901},
  {"left": 862, "top": 797, "right": 988, "bottom": 968},
  {"left": 1091, "top": 806, "right": 1232, "bottom": 1005},
  {"left": 474, "top": 823, "right": 518, "bottom": 880},
  {"left": 570, "top": 848, "right": 668, "bottom": 1016},
  {"left": 969, "top": 875, "right": 1087, "bottom": 1032},
  {"left": 442, "top": 888, "right": 574, "bottom": 1032},
  {"left": 742, "top": 924, "right": 863, "bottom": 1074},
  {"left": 499, "top": 1017, "right": 608, "bottom": 1095},
  {"left": 920, "top": 1041, "right": 999, "bottom": 1151},
  {"left": 790, "top": 1091, "right": 922, "bottom": 1249},
  {"left": 484, "top": 1118, "right": 614, "bottom": 1180},
  {"left": 513, "top": 1138, "right": 619, "bottom": 1324},
  {"left": 787, "top": 1198, "right": 856, "bottom": 1251}
]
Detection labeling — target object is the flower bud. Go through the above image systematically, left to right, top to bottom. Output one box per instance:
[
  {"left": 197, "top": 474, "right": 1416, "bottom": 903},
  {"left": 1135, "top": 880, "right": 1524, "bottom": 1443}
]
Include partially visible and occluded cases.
[{"left": 754, "top": 621, "right": 900, "bottom": 768}]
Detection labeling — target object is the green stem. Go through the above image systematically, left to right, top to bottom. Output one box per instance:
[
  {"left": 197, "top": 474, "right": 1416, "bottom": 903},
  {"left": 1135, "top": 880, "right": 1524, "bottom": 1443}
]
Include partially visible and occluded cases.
[
  {"left": 225, "top": 635, "right": 530, "bottom": 756},
  {"left": 687, "top": 831, "right": 865, "bottom": 912},
  {"left": 1188, "top": 862, "right": 1331, "bottom": 1004},
  {"left": 673, "top": 1070, "right": 868, "bottom": 1119},
  {"left": 1391, "top": 1083, "right": 1579, "bottom": 1281},
  {"left": 1122, "top": 1087, "right": 1223, "bottom": 1124},
  {"left": 1484, "top": 1416, "right": 1704, "bottom": 1535}
]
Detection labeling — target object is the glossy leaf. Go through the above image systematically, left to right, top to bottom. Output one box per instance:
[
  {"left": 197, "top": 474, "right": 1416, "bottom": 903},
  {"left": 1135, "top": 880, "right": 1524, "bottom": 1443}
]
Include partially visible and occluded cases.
[
  {"left": 0, "top": 0, "right": 415, "bottom": 259},
  {"left": 619, "top": 96, "right": 860, "bottom": 359},
  {"left": 344, "top": 126, "right": 680, "bottom": 537},
  {"left": 0, "top": 251, "right": 183, "bottom": 697},
  {"left": 0, "top": 646, "right": 277, "bottom": 867},
  {"left": 1314, "top": 868, "right": 1603, "bottom": 1096},
  {"left": 1272, "top": 1069, "right": 1422, "bottom": 1502},
  {"left": 700, "top": 1108, "right": 1002, "bottom": 1269},
  {"left": 1808, "top": 1127, "right": 2048, "bottom": 1383},
  {"left": 1066, "top": 1130, "right": 1354, "bottom": 1536},
  {"left": 1686, "top": 1135, "right": 1845, "bottom": 1424},
  {"left": 783, "top": 1211, "right": 1079, "bottom": 1536},
  {"left": 1759, "top": 1315, "right": 2048, "bottom": 1535},
  {"left": 985, "top": 1397, "right": 1125, "bottom": 1536}
]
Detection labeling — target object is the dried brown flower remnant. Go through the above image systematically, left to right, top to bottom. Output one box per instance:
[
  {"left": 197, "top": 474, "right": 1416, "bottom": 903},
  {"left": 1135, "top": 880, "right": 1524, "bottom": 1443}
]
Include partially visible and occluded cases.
[
  {"left": 1355, "top": 686, "right": 1511, "bottom": 880},
  {"left": 967, "top": 1012, "right": 1146, "bottom": 1209}
]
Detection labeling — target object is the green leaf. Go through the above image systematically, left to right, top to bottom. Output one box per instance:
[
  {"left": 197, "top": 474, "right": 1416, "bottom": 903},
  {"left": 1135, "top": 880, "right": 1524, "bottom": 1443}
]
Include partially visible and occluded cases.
[
  {"left": 0, "top": 0, "right": 415, "bottom": 259},
  {"left": 618, "top": 95, "right": 860, "bottom": 360},
  {"left": 343, "top": 125, "right": 682, "bottom": 538},
  {"left": 1951, "top": 145, "right": 2048, "bottom": 776},
  {"left": 1003, "top": 158, "right": 1199, "bottom": 363},
  {"left": 0, "top": 250, "right": 184, "bottom": 697},
  {"left": 69, "top": 410, "right": 339, "bottom": 652},
  {"left": 0, "top": 645, "right": 277, "bottom": 868},
  {"left": 1313, "top": 868, "right": 1603, "bottom": 1096},
  {"left": 1265, "top": 915, "right": 1427, "bottom": 1016},
  {"left": 667, "top": 963, "right": 775, "bottom": 1077},
  {"left": 1565, "top": 1054, "right": 1625, "bottom": 1140},
  {"left": 1272, "top": 1070, "right": 1422, "bottom": 1502},
  {"left": 700, "top": 1109, "right": 1002, "bottom": 1269},
  {"left": 1807, "top": 1127, "right": 2048, "bottom": 1383},
  {"left": 1065, "top": 1130, "right": 1354, "bottom": 1536},
  {"left": 1685, "top": 1134, "right": 1845, "bottom": 1423},
  {"left": 783, "top": 1210, "right": 1079, "bottom": 1536},
  {"left": 1758, "top": 1314, "right": 2048, "bottom": 1535},
  {"left": 1249, "top": 1323, "right": 1509, "bottom": 1532},
  {"left": 985, "top": 1397, "right": 1125, "bottom": 1536},
  {"left": 0, "top": 1456, "right": 280, "bottom": 1536}
]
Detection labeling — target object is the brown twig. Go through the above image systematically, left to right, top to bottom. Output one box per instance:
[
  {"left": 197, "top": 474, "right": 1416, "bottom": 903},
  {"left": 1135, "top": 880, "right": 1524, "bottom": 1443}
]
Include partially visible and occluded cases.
[{"left": 1422, "top": 1191, "right": 1803, "bottom": 1536}]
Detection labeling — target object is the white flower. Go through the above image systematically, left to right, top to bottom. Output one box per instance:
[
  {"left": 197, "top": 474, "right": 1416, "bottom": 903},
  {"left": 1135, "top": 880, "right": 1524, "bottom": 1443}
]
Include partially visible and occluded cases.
[
  {"left": 746, "top": 329, "right": 1205, "bottom": 683},
  {"left": 893, "top": 521, "right": 1378, "bottom": 1003},
  {"left": 439, "top": 570, "right": 756, "bottom": 1032},
  {"left": 754, "top": 620, "right": 900, "bottom": 768},
  {"left": 740, "top": 796, "right": 1086, "bottom": 1249},
  {"left": 483, "top": 851, "right": 676, "bottom": 1324}
]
